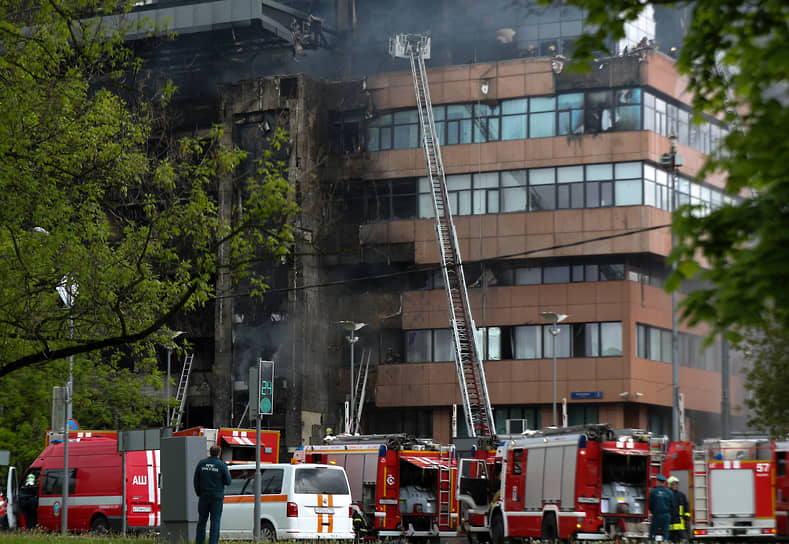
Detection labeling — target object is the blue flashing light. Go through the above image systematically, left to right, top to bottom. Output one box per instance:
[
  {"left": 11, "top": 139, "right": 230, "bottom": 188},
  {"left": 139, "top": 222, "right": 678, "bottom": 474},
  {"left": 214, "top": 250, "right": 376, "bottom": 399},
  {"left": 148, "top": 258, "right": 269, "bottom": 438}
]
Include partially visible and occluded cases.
[
  {"left": 578, "top": 435, "right": 587, "bottom": 449},
  {"left": 379, "top": 445, "right": 387, "bottom": 457}
]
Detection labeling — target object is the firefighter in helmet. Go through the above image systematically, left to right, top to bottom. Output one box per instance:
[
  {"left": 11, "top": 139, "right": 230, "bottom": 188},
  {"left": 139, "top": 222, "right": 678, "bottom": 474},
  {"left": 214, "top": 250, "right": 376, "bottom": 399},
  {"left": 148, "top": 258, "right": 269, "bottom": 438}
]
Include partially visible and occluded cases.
[
  {"left": 668, "top": 476, "right": 690, "bottom": 542},
  {"left": 351, "top": 504, "right": 370, "bottom": 544}
]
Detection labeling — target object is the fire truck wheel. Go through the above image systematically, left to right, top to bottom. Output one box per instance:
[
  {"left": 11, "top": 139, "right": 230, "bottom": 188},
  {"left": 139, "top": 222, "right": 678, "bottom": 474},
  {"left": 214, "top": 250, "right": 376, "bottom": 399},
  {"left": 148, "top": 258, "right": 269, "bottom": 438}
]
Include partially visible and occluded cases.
[
  {"left": 490, "top": 512, "right": 505, "bottom": 544},
  {"left": 540, "top": 513, "right": 557, "bottom": 543},
  {"left": 90, "top": 514, "right": 110, "bottom": 535},
  {"left": 260, "top": 520, "right": 276, "bottom": 542}
]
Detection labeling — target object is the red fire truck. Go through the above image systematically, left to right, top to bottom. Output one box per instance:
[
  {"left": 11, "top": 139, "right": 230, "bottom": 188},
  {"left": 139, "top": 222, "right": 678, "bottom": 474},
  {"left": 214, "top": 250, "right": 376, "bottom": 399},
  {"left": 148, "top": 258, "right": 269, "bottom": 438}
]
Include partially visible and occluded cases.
[
  {"left": 457, "top": 424, "right": 667, "bottom": 542},
  {"left": 172, "top": 426, "right": 280, "bottom": 464},
  {"left": 294, "top": 434, "right": 457, "bottom": 543},
  {"left": 19, "top": 436, "right": 160, "bottom": 532},
  {"left": 666, "top": 438, "right": 776, "bottom": 539},
  {"left": 774, "top": 440, "right": 789, "bottom": 538}
]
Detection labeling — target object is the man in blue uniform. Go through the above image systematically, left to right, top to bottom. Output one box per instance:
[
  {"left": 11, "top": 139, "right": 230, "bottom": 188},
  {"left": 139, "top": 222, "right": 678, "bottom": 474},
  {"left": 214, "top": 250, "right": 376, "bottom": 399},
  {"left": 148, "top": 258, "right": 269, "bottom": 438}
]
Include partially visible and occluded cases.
[
  {"left": 193, "top": 445, "right": 232, "bottom": 544},
  {"left": 649, "top": 473, "right": 675, "bottom": 541}
]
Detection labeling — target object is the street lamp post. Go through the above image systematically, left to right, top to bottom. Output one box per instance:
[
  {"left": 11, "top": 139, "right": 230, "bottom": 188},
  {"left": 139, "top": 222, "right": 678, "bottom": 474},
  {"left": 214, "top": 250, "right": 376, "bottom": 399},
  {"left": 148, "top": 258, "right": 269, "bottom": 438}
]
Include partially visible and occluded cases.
[
  {"left": 662, "top": 134, "right": 682, "bottom": 441},
  {"left": 540, "top": 311, "right": 568, "bottom": 427},
  {"left": 338, "top": 321, "right": 366, "bottom": 434}
]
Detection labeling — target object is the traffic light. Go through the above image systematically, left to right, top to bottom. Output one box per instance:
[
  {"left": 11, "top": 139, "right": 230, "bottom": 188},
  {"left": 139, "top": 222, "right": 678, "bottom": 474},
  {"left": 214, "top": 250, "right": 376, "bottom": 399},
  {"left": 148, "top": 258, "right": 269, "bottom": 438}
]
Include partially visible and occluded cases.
[
  {"left": 659, "top": 152, "right": 674, "bottom": 170},
  {"left": 249, "top": 360, "right": 275, "bottom": 418},
  {"left": 259, "top": 360, "right": 274, "bottom": 415}
]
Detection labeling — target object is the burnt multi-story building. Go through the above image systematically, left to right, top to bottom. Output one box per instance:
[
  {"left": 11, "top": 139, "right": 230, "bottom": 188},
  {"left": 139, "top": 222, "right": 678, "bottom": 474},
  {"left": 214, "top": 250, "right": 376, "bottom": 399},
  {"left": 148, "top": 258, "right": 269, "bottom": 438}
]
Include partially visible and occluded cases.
[{"left": 127, "top": 0, "right": 745, "bottom": 453}]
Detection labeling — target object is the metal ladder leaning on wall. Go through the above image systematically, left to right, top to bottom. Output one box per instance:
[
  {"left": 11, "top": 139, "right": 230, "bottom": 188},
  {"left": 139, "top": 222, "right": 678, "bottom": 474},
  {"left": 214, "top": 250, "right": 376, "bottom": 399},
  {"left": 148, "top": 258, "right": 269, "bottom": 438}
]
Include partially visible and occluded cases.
[
  {"left": 389, "top": 33, "right": 495, "bottom": 438},
  {"left": 353, "top": 349, "right": 371, "bottom": 434},
  {"left": 171, "top": 353, "right": 194, "bottom": 432},
  {"left": 438, "top": 444, "right": 454, "bottom": 528},
  {"left": 692, "top": 448, "right": 710, "bottom": 523}
]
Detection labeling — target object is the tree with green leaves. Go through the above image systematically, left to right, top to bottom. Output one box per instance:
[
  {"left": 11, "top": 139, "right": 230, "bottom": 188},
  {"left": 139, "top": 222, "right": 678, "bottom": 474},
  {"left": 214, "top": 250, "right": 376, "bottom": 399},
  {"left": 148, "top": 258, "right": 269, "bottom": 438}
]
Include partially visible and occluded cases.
[
  {"left": 0, "top": 0, "right": 297, "bottom": 466},
  {"left": 537, "top": 0, "right": 789, "bottom": 432},
  {"left": 740, "top": 323, "right": 789, "bottom": 437}
]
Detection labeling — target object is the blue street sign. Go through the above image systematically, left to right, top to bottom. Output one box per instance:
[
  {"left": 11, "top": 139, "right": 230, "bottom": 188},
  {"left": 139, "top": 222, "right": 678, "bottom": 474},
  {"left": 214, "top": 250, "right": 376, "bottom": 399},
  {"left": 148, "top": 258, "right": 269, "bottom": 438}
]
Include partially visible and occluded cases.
[
  {"left": 570, "top": 391, "right": 603, "bottom": 400},
  {"left": 67, "top": 419, "right": 79, "bottom": 432}
]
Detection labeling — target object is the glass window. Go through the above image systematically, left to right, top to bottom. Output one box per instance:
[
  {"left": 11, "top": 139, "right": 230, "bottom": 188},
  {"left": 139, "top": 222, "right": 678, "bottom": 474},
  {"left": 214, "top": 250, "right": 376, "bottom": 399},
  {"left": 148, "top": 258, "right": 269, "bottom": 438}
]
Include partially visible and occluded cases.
[
  {"left": 616, "top": 88, "right": 641, "bottom": 105},
  {"left": 586, "top": 91, "right": 614, "bottom": 132},
  {"left": 558, "top": 93, "right": 584, "bottom": 135},
  {"left": 558, "top": 93, "right": 584, "bottom": 109},
  {"left": 530, "top": 97, "right": 556, "bottom": 112},
  {"left": 502, "top": 98, "right": 528, "bottom": 115},
  {"left": 502, "top": 98, "right": 527, "bottom": 141},
  {"left": 474, "top": 103, "right": 501, "bottom": 143},
  {"left": 446, "top": 104, "right": 473, "bottom": 145},
  {"left": 614, "top": 105, "right": 641, "bottom": 130},
  {"left": 393, "top": 110, "right": 419, "bottom": 149},
  {"left": 530, "top": 112, "right": 555, "bottom": 138},
  {"left": 502, "top": 115, "right": 527, "bottom": 140},
  {"left": 615, "top": 162, "right": 641, "bottom": 179},
  {"left": 587, "top": 163, "right": 613, "bottom": 181},
  {"left": 557, "top": 166, "right": 584, "bottom": 183},
  {"left": 530, "top": 168, "right": 555, "bottom": 185},
  {"left": 501, "top": 170, "right": 527, "bottom": 212},
  {"left": 447, "top": 174, "right": 472, "bottom": 215},
  {"left": 419, "top": 177, "right": 435, "bottom": 218},
  {"left": 615, "top": 179, "right": 642, "bottom": 205},
  {"left": 600, "top": 181, "right": 614, "bottom": 207},
  {"left": 586, "top": 182, "right": 600, "bottom": 208},
  {"left": 530, "top": 185, "right": 556, "bottom": 210},
  {"left": 600, "top": 263, "right": 625, "bottom": 280},
  {"left": 585, "top": 264, "right": 599, "bottom": 281},
  {"left": 544, "top": 265, "right": 570, "bottom": 284},
  {"left": 515, "top": 267, "right": 541, "bottom": 285},
  {"left": 600, "top": 322, "right": 622, "bottom": 356},
  {"left": 543, "top": 323, "right": 570, "bottom": 358},
  {"left": 585, "top": 323, "right": 600, "bottom": 357},
  {"left": 637, "top": 324, "right": 646, "bottom": 359},
  {"left": 514, "top": 325, "right": 542, "bottom": 359},
  {"left": 477, "top": 327, "right": 502, "bottom": 360},
  {"left": 649, "top": 327, "right": 661, "bottom": 361},
  {"left": 434, "top": 329, "right": 453, "bottom": 362},
  {"left": 661, "top": 329, "right": 672, "bottom": 363},
  {"left": 406, "top": 330, "right": 431, "bottom": 363},
  {"left": 568, "top": 405, "right": 598, "bottom": 426},
  {"left": 261, "top": 468, "right": 285, "bottom": 494},
  {"left": 295, "top": 468, "right": 350, "bottom": 494},
  {"left": 41, "top": 469, "right": 76, "bottom": 495}
]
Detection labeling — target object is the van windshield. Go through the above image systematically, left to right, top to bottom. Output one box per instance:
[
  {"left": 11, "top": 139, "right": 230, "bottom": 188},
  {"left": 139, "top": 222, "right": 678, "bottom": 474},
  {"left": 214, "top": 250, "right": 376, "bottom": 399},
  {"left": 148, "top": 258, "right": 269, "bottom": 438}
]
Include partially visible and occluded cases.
[{"left": 294, "top": 468, "right": 349, "bottom": 494}]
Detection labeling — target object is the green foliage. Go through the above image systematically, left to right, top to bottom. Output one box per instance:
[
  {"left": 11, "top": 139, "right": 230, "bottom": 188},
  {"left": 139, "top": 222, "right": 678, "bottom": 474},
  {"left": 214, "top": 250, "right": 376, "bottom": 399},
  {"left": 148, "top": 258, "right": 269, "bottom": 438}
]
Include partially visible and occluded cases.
[
  {"left": 536, "top": 0, "right": 789, "bottom": 423},
  {"left": 0, "top": 1, "right": 297, "bottom": 464},
  {"left": 742, "top": 322, "right": 789, "bottom": 437}
]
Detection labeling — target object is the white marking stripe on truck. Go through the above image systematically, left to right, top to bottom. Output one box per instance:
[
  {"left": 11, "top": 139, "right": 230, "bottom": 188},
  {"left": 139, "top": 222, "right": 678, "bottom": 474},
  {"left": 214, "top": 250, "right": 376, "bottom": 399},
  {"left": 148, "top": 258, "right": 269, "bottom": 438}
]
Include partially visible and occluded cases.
[
  {"left": 146, "top": 449, "right": 160, "bottom": 526},
  {"left": 39, "top": 496, "right": 122, "bottom": 506}
]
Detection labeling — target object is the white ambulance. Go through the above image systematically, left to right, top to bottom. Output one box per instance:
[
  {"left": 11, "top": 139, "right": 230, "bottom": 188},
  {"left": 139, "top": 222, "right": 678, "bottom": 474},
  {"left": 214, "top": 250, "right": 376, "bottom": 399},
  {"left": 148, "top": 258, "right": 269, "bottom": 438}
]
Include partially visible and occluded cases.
[{"left": 221, "top": 462, "right": 354, "bottom": 541}]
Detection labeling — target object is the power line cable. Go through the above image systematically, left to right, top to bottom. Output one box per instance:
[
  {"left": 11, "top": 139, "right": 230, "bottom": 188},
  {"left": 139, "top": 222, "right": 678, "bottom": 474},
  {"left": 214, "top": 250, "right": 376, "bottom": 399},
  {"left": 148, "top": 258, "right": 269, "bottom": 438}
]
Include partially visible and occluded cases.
[{"left": 227, "top": 221, "right": 673, "bottom": 298}]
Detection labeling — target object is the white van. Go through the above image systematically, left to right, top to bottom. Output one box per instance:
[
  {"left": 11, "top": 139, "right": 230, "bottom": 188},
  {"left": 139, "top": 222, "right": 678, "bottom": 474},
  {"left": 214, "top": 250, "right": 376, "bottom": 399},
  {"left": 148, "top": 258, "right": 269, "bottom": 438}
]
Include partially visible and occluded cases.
[{"left": 221, "top": 463, "right": 354, "bottom": 541}]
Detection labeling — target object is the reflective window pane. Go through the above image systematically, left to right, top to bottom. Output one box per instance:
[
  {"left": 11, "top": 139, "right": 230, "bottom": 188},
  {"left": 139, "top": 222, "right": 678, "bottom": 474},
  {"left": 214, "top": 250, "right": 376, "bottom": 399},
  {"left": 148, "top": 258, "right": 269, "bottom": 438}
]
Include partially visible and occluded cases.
[
  {"left": 529, "top": 112, "right": 555, "bottom": 138},
  {"left": 502, "top": 115, "right": 527, "bottom": 140},
  {"left": 615, "top": 179, "right": 642, "bottom": 206},
  {"left": 544, "top": 265, "right": 570, "bottom": 284},
  {"left": 515, "top": 267, "right": 541, "bottom": 285},
  {"left": 600, "top": 322, "right": 622, "bottom": 356},
  {"left": 543, "top": 324, "right": 570, "bottom": 358},
  {"left": 514, "top": 325, "right": 542, "bottom": 359},
  {"left": 433, "top": 329, "right": 453, "bottom": 362},
  {"left": 406, "top": 330, "right": 431, "bottom": 362}
]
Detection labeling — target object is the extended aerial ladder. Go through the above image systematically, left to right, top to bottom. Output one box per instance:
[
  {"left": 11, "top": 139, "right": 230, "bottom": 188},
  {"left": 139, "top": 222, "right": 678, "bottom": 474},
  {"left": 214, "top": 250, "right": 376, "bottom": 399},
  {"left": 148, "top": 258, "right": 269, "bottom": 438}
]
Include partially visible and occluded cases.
[
  {"left": 389, "top": 33, "right": 495, "bottom": 438},
  {"left": 171, "top": 353, "right": 194, "bottom": 431}
]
